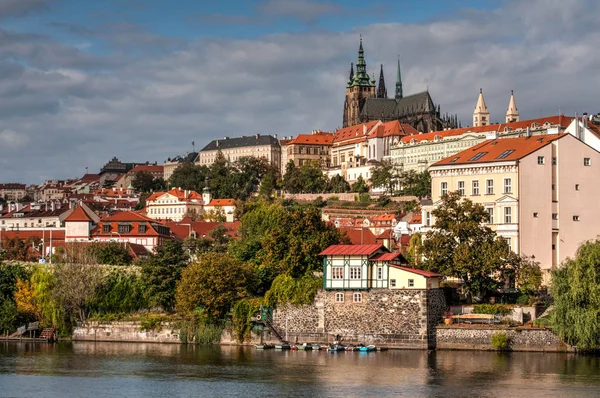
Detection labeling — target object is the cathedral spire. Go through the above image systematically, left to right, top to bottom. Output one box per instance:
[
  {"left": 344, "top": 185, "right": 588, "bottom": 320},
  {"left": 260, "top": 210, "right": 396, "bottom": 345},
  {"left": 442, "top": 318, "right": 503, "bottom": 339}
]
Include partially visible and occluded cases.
[
  {"left": 352, "top": 35, "right": 374, "bottom": 87},
  {"left": 395, "top": 54, "right": 403, "bottom": 100},
  {"left": 347, "top": 62, "right": 354, "bottom": 87},
  {"left": 377, "top": 64, "right": 387, "bottom": 98},
  {"left": 473, "top": 88, "right": 490, "bottom": 127},
  {"left": 506, "top": 90, "right": 519, "bottom": 123}
]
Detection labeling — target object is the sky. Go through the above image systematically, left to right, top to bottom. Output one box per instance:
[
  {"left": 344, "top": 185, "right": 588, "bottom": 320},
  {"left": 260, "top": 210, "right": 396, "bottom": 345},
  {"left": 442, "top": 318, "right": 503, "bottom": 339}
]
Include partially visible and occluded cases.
[{"left": 0, "top": 0, "right": 599, "bottom": 184}]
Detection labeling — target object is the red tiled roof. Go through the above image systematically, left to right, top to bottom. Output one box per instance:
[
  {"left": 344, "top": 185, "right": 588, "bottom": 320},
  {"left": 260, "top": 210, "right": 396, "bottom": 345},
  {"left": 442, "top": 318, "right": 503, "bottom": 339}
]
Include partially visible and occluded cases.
[
  {"left": 401, "top": 115, "right": 572, "bottom": 144},
  {"left": 368, "top": 120, "right": 419, "bottom": 139},
  {"left": 333, "top": 121, "right": 379, "bottom": 146},
  {"left": 288, "top": 132, "right": 334, "bottom": 145},
  {"left": 433, "top": 134, "right": 566, "bottom": 167},
  {"left": 130, "top": 165, "right": 164, "bottom": 173},
  {"left": 146, "top": 188, "right": 203, "bottom": 202},
  {"left": 207, "top": 199, "right": 235, "bottom": 207},
  {"left": 64, "top": 206, "right": 93, "bottom": 222},
  {"left": 102, "top": 211, "right": 156, "bottom": 223},
  {"left": 372, "top": 214, "right": 396, "bottom": 221},
  {"left": 409, "top": 214, "right": 422, "bottom": 224},
  {"left": 166, "top": 220, "right": 241, "bottom": 240},
  {"left": 338, "top": 227, "right": 377, "bottom": 245},
  {"left": 376, "top": 229, "right": 395, "bottom": 239},
  {"left": 0, "top": 230, "right": 66, "bottom": 240},
  {"left": 319, "top": 244, "right": 383, "bottom": 256},
  {"left": 371, "top": 252, "right": 403, "bottom": 261},
  {"left": 389, "top": 265, "right": 441, "bottom": 277}
]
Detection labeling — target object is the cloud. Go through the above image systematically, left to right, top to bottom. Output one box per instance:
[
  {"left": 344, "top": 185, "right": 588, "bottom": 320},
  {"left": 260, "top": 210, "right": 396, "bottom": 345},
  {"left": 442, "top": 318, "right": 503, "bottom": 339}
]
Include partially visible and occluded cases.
[
  {"left": 0, "top": 0, "right": 53, "bottom": 19},
  {"left": 1, "top": 0, "right": 600, "bottom": 184},
  {"left": 258, "top": 0, "right": 344, "bottom": 24},
  {"left": 0, "top": 128, "right": 29, "bottom": 149}
]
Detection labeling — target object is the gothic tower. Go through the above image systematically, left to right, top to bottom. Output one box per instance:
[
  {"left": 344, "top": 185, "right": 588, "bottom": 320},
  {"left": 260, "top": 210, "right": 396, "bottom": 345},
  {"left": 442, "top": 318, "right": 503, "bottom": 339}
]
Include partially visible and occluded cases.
[
  {"left": 343, "top": 36, "right": 376, "bottom": 127},
  {"left": 395, "top": 55, "right": 403, "bottom": 100},
  {"left": 377, "top": 64, "right": 387, "bottom": 99},
  {"left": 473, "top": 88, "right": 490, "bottom": 127},
  {"left": 505, "top": 90, "right": 519, "bottom": 123}
]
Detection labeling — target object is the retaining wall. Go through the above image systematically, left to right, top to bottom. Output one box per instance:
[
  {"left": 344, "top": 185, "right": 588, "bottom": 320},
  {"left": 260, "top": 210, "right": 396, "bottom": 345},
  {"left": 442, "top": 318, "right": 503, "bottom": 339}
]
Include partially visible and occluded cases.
[{"left": 72, "top": 321, "right": 181, "bottom": 343}]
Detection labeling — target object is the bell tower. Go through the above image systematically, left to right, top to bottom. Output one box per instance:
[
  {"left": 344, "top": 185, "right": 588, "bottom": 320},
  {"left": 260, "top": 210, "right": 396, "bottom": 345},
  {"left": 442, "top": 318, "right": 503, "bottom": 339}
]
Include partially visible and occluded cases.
[
  {"left": 343, "top": 36, "right": 376, "bottom": 127},
  {"left": 473, "top": 88, "right": 490, "bottom": 127},
  {"left": 505, "top": 90, "right": 519, "bottom": 123}
]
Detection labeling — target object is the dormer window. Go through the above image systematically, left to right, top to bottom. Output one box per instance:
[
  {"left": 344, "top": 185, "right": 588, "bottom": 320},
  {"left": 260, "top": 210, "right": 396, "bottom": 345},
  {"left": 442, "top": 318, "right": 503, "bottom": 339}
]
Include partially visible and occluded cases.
[{"left": 102, "top": 224, "right": 111, "bottom": 233}]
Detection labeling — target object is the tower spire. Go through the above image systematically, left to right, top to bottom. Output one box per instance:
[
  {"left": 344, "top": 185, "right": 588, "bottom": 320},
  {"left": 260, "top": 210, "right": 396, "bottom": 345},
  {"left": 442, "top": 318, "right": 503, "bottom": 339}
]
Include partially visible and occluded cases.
[
  {"left": 395, "top": 54, "right": 403, "bottom": 100},
  {"left": 347, "top": 62, "right": 354, "bottom": 87},
  {"left": 377, "top": 64, "right": 387, "bottom": 98},
  {"left": 473, "top": 88, "right": 490, "bottom": 127},
  {"left": 506, "top": 90, "right": 519, "bottom": 123}
]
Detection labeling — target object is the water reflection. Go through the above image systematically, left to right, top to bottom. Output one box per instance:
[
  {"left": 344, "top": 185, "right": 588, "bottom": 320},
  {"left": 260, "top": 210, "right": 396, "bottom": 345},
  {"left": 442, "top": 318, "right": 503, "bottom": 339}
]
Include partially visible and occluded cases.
[{"left": 1, "top": 341, "right": 599, "bottom": 398}]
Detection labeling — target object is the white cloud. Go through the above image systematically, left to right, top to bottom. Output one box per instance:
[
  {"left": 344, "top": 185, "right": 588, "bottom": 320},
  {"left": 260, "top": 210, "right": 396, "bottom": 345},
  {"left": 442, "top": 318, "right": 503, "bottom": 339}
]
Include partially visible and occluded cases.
[{"left": 0, "top": 128, "right": 29, "bottom": 149}]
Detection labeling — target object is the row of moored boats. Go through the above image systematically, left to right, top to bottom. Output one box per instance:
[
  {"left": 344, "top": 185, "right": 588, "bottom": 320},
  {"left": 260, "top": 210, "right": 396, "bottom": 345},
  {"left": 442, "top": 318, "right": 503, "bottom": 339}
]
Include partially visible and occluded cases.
[{"left": 255, "top": 343, "right": 386, "bottom": 352}]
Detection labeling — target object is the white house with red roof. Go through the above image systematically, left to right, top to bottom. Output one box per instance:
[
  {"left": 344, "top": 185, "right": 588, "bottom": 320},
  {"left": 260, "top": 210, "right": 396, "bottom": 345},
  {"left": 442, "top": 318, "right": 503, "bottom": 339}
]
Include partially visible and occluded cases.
[
  {"left": 145, "top": 188, "right": 205, "bottom": 222},
  {"left": 320, "top": 244, "right": 440, "bottom": 296}
]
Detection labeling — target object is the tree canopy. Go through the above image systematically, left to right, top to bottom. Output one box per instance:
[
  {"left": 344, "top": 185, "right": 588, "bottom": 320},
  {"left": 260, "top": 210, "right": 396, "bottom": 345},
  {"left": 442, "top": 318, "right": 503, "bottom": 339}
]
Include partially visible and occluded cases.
[
  {"left": 132, "top": 171, "right": 166, "bottom": 193},
  {"left": 552, "top": 239, "right": 600, "bottom": 350}
]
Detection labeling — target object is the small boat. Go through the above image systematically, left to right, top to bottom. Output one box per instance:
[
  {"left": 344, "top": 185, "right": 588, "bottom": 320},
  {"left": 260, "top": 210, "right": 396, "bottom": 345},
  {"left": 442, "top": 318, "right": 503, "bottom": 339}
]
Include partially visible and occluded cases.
[
  {"left": 275, "top": 343, "right": 291, "bottom": 350},
  {"left": 255, "top": 344, "right": 274, "bottom": 350},
  {"left": 297, "top": 344, "right": 313, "bottom": 351},
  {"left": 312, "top": 344, "right": 322, "bottom": 350},
  {"left": 290, "top": 345, "right": 299, "bottom": 351},
  {"left": 327, "top": 345, "right": 345, "bottom": 352},
  {"left": 345, "top": 345, "right": 357, "bottom": 351},
  {"left": 358, "top": 345, "right": 376, "bottom": 352}
]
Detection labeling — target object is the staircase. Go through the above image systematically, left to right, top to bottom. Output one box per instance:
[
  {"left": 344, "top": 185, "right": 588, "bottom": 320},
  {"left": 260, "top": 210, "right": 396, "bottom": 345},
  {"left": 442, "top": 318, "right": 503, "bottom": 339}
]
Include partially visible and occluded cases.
[
  {"left": 256, "top": 308, "right": 286, "bottom": 343},
  {"left": 39, "top": 328, "right": 57, "bottom": 342}
]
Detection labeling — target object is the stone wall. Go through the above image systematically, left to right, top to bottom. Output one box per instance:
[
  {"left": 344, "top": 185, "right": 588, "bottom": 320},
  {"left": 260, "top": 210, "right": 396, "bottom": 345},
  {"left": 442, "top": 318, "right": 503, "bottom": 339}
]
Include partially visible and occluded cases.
[
  {"left": 270, "top": 289, "right": 446, "bottom": 348},
  {"left": 73, "top": 321, "right": 181, "bottom": 343},
  {"left": 435, "top": 326, "right": 573, "bottom": 352}
]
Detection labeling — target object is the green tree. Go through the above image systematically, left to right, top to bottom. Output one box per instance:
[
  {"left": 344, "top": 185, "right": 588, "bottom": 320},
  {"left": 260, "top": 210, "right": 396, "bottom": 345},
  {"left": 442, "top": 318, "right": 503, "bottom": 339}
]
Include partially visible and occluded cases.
[
  {"left": 370, "top": 160, "right": 398, "bottom": 195},
  {"left": 282, "top": 161, "right": 302, "bottom": 193},
  {"left": 298, "top": 161, "right": 327, "bottom": 193},
  {"left": 169, "top": 162, "right": 210, "bottom": 192},
  {"left": 400, "top": 170, "right": 431, "bottom": 199},
  {"left": 132, "top": 171, "right": 156, "bottom": 193},
  {"left": 327, "top": 174, "right": 350, "bottom": 193},
  {"left": 351, "top": 175, "right": 369, "bottom": 193},
  {"left": 102, "top": 179, "right": 116, "bottom": 189},
  {"left": 422, "top": 192, "right": 517, "bottom": 302},
  {"left": 405, "top": 232, "right": 423, "bottom": 267},
  {"left": 551, "top": 239, "right": 600, "bottom": 350},
  {"left": 141, "top": 240, "right": 188, "bottom": 312},
  {"left": 87, "top": 241, "right": 132, "bottom": 265},
  {"left": 175, "top": 253, "right": 255, "bottom": 319},
  {"left": 51, "top": 263, "right": 103, "bottom": 323}
]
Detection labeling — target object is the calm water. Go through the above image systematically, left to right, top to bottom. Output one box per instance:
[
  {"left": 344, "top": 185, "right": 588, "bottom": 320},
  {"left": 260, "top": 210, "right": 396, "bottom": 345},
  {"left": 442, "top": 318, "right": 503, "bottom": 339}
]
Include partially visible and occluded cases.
[{"left": 1, "top": 342, "right": 599, "bottom": 397}]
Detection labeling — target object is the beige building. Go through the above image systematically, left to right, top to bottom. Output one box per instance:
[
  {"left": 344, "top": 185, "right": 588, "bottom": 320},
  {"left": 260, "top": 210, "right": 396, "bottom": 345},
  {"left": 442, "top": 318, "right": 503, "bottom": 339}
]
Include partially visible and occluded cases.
[
  {"left": 387, "top": 115, "right": 572, "bottom": 173},
  {"left": 285, "top": 131, "right": 334, "bottom": 169},
  {"left": 423, "top": 133, "right": 600, "bottom": 280},
  {"left": 196, "top": 134, "right": 281, "bottom": 171},
  {"left": 163, "top": 152, "right": 198, "bottom": 182},
  {"left": 116, "top": 164, "right": 164, "bottom": 190},
  {"left": 0, "top": 183, "right": 27, "bottom": 201},
  {"left": 145, "top": 188, "right": 205, "bottom": 222}
]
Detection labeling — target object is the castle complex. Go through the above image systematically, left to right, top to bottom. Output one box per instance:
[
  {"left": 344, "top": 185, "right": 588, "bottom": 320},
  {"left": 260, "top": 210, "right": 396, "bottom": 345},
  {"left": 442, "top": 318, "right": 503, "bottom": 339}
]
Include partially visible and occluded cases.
[{"left": 342, "top": 37, "right": 459, "bottom": 133}]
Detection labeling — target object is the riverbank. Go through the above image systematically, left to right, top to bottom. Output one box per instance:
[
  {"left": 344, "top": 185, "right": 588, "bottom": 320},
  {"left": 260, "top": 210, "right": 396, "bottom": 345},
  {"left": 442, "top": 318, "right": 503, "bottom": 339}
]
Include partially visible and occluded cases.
[{"left": 70, "top": 321, "right": 574, "bottom": 352}]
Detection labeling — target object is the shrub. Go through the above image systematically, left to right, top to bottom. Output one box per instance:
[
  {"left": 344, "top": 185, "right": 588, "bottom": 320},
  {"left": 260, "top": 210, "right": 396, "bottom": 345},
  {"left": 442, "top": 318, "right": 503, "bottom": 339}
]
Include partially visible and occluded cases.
[
  {"left": 359, "top": 193, "right": 370, "bottom": 203},
  {"left": 329, "top": 196, "right": 339, "bottom": 201},
  {"left": 516, "top": 294, "right": 530, "bottom": 305},
  {"left": 232, "top": 298, "right": 263, "bottom": 343},
  {"left": 473, "top": 304, "right": 513, "bottom": 316},
  {"left": 139, "top": 316, "right": 168, "bottom": 332},
  {"left": 491, "top": 332, "right": 510, "bottom": 350}
]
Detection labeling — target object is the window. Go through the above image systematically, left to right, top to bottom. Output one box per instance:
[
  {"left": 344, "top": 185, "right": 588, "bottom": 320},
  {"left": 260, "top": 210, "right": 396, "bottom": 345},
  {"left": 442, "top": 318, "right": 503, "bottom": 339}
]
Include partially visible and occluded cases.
[
  {"left": 497, "top": 149, "right": 515, "bottom": 159},
  {"left": 469, "top": 152, "right": 488, "bottom": 161},
  {"left": 538, "top": 156, "right": 545, "bottom": 165},
  {"left": 449, "top": 157, "right": 459, "bottom": 163},
  {"left": 552, "top": 157, "right": 557, "bottom": 165},
  {"left": 584, "top": 158, "right": 591, "bottom": 166},
  {"left": 504, "top": 178, "right": 512, "bottom": 194},
  {"left": 486, "top": 179, "right": 494, "bottom": 195},
  {"left": 472, "top": 180, "right": 480, "bottom": 195},
  {"left": 458, "top": 181, "right": 465, "bottom": 196},
  {"left": 441, "top": 182, "right": 448, "bottom": 195},
  {"left": 575, "top": 184, "right": 580, "bottom": 191},
  {"left": 504, "top": 207, "right": 512, "bottom": 224},
  {"left": 487, "top": 208, "right": 494, "bottom": 224},
  {"left": 425, "top": 212, "right": 431, "bottom": 227},
  {"left": 533, "top": 212, "right": 538, "bottom": 218},
  {"left": 552, "top": 213, "right": 558, "bottom": 220},
  {"left": 573, "top": 215, "right": 580, "bottom": 221},
  {"left": 118, "top": 224, "right": 130, "bottom": 234},
  {"left": 139, "top": 224, "right": 146, "bottom": 234},
  {"left": 102, "top": 225, "right": 111, "bottom": 233},
  {"left": 505, "top": 237, "right": 511, "bottom": 249},
  {"left": 552, "top": 244, "right": 556, "bottom": 250},
  {"left": 377, "top": 266, "right": 383, "bottom": 280},
  {"left": 332, "top": 267, "right": 343, "bottom": 279},
  {"left": 349, "top": 267, "right": 361, "bottom": 280},
  {"left": 390, "top": 279, "right": 396, "bottom": 287},
  {"left": 408, "top": 279, "right": 414, "bottom": 287},
  {"left": 335, "top": 293, "right": 344, "bottom": 303},
  {"left": 353, "top": 293, "right": 362, "bottom": 303}
]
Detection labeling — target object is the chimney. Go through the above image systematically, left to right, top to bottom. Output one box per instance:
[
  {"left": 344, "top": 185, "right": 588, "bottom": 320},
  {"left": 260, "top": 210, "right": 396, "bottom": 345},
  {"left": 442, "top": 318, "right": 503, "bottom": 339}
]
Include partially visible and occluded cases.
[
  {"left": 583, "top": 112, "right": 588, "bottom": 128},
  {"left": 526, "top": 127, "right": 531, "bottom": 138},
  {"left": 255, "top": 134, "right": 260, "bottom": 139},
  {"left": 216, "top": 140, "right": 219, "bottom": 147},
  {"left": 50, "top": 202, "right": 55, "bottom": 212}
]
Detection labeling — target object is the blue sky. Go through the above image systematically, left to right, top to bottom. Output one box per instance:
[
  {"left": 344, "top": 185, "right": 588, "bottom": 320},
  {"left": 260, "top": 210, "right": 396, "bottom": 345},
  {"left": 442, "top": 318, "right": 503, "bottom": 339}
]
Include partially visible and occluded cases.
[{"left": 0, "top": 0, "right": 597, "bottom": 184}]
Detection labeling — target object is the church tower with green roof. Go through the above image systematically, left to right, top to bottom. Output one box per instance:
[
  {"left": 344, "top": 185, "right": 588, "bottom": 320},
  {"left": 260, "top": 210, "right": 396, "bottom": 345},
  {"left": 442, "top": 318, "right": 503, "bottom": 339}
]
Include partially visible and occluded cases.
[{"left": 343, "top": 36, "right": 376, "bottom": 127}]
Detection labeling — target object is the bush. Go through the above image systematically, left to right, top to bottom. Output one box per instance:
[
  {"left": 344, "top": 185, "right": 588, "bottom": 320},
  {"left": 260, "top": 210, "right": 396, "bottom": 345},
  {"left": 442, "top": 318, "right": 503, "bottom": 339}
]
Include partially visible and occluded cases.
[
  {"left": 359, "top": 193, "right": 370, "bottom": 203},
  {"left": 329, "top": 196, "right": 339, "bottom": 201},
  {"left": 516, "top": 294, "right": 530, "bottom": 305},
  {"left": 232, "top": 298, "right": 262, "bottom": 343},
  {"left": 473, "top": 304, "right": 513, "bottom": 316},
  {"left": 139, "top": 316, "right": 168, "bottom": 332},
  {"left": 177, "top": 316, "right": 224, "bottom": 344},
  {"left": 491, "top": 332, "right": 510, "bottom": 350}
]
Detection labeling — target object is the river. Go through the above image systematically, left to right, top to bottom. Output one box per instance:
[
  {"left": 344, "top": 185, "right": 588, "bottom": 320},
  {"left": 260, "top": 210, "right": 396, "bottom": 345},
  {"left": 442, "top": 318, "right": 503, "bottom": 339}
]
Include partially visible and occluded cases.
[{"left": 1, "top": 342, "right": 599, "bottom": 397}]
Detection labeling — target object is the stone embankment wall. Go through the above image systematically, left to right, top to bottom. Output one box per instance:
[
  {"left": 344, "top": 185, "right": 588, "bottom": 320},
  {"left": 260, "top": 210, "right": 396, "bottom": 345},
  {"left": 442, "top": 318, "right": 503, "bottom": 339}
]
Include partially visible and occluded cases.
[
  {"left": 270, "top": 289, "right": 446, "bottom": 348},
  {"left": 73, "top": 321, "right": 181, "bottom": 343},
  {"left": 435, "top": 326, "right": 572, "bottom": 352}
]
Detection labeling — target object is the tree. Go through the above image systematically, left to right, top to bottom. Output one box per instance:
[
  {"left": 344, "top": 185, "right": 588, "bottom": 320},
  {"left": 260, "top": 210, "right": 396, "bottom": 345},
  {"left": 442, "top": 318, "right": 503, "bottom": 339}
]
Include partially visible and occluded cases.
[
  {"left": 370, "top": 160, "right": 398, "bottom": 195},
  {"left": 282, "top": 161, "right": 302, "bottom": 193},
  {"left": 298, "top": 161, "right": 327, "bottom": 193},
  {"left": 169, "top": 162, "right": 210, "bottom": 192},
  {"left": 399, "top": 170, "right": 431, "bottom": 199},
  {"left": 132, "top": 171, "right": 165, "bottom": 193},
  {"left": 327, "top": 174, "right": 350, "bottom": 193},
  {"left": 351, "top": 175, "right": 369, "bottom": 193},
  {"left": 102, "top": 179, "right": 116, "bottom": 189},
  {"left": 422, "top": 192, "right": 518, "bottom": 302},
  {"left": 404, "top": 233, "right": 423, "bottom": 267},
  {"left": 2, "top": 236, "right": 40, "bottom": 262},
  {"left": 551, "top": 239, "right": 600, "bottom": 350},
  {"left": 141, "top": 240, "right": 188, "bottom": 312},
  {"left": 87, "top": 241, "right": 132, "bottom": 265},
  {"left": 175, "top": 253, "right": 255, "bottom": 319},
  {"left": 510, "top": 255, "right": 542, "bottom": 295},
  {"left": 52, "top": 263, "right": 103, "bottom": 323},
  {"left": 14, "top": 278, "right": 39, "bottom": 317}
]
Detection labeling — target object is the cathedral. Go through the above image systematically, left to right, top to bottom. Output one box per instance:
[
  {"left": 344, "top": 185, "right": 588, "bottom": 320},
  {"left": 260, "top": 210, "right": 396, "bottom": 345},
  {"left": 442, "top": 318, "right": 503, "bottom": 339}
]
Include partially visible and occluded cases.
[{"left": 342, "top": 37, "right": 459, "bottom": 133}]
